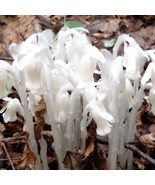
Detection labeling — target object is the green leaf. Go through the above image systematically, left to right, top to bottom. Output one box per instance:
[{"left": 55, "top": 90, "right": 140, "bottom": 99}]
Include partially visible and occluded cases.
[
  {"left": 61, "top": 21, "right": 85, "bottom": 28},
  {"left": 103, "top": 39, "right": 115, "bottom": 48}
]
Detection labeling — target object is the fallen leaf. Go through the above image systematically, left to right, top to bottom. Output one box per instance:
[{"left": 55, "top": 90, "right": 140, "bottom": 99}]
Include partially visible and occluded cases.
[
  {"left": 92, "top": 33, "right": 105, "bottom": 39},
  {"left": 0, "top": 123, "right": 5, "bottom": 132},
  {"left": 148, "top": 124, "right": 155, "bottom": 133},
  {"left": 42, "top": 130, "right": 53, "bottom": 138},
  {"left": 139, "top": 133, "right": 155, "bottom": 149},
  {"left": 84, "top": 142, "right": 95, "bottom": 159},
  {"left": 63, "top": 151, "right": 84, "bottom": 170},
  {"left": 133, "top": 157, "right": 146, "bottom": 170}
]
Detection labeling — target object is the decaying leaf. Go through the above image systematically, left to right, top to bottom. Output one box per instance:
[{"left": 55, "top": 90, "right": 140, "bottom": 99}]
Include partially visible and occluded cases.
[
  {"left": 34, "top": 97, "right": 47, "bottom": 141},
  {"left": 0, "top": 123, "right": 5, "bottom": 132},
  {"left": 42, "top": 130, "right": 53, "bottom": 138},
  {"left": 139, "top": 133, "right": 155, "bottom": 149},
  {"left": 16, "top": 135, "right": 36, "bottom": 170},
  {"left": 84, "top": 142, "right": 95, "bottom": 159},
  {"left": 63, "top": 151, "right": 84, "bottom": 170},
  {"left": 133, "top": 157, "right": 146, "bottom": 170}
]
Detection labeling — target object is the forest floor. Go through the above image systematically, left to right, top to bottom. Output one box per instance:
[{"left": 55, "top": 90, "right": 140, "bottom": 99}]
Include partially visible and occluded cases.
[{"left": 0, "top": 15, "right": 155, "bottom": 170}]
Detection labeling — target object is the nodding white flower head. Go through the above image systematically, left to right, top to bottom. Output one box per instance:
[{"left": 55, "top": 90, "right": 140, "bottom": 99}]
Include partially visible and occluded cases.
[
  {"left": 54, "top": 27, "right": 90, "bottom": 63},
  {"left": 9, "top": 30, "right": 54, "bottom": 93},
  {"left": 113, "top": 34, "right": 148, "bottom": 80},
  {"left": 141, "top": 50, "right": 155, "bottom": 86},
  {"left": 0, "top": 60, "right": 14, "bottom": 99},
  {"left": 0, "top": 97, "right": 24, "bottom": 123},
  {"left": 84, "top": 100, "right": 114, "bottom": 136}
]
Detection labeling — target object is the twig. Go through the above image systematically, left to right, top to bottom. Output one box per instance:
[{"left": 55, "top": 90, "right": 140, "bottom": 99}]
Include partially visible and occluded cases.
[
  {"left": 2, "top": 43, "right": 12, "bottom": 58},
  {"left": 0, "top": 56, "right": 14, "bottom": 61},
  {"left": 0, "top": 133, "right": 25, "bottom": 144},
  {"left": 96, "top": 136, "right": 155, "bottom": 166},
  {"left": 1, "top": 142, "right": 15, "bottom": 170},
  {"left": 125, "top": 144, "right": 155, "bottom": 166},
  {"left": 0, "top": 157, "right": 22, "bottom": 161}
]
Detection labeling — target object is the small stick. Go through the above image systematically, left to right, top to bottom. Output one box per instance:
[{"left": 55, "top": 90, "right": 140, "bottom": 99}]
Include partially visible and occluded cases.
[
  {"left": 2, "top": 43, "right": 12, "bottom": 58},
  {"left": 0, "top": 56, "right": 14, "bottom": 61},
  {"left": 0, "top": 133, "right": 25, "bottom": 143},
  {"left": 96, "top": 136, "right": 155, "bottom": 166},
  {"left": 1, "top": 142, "right": 15, "bottom": 170},
  {"left": 125, "top": 144, "right": 155, "bottom": 166},
  {"left": 0, "top": 157, "right": 22, "bottom": 161}
]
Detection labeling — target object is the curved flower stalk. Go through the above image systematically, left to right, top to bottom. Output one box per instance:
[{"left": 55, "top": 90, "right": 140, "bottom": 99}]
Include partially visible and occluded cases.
[
  {"left": 0, "top": 60, "right": 15, "bottom": 99},
  {"left": 0, "top": 97, "right": 23, "bottom": 123}
]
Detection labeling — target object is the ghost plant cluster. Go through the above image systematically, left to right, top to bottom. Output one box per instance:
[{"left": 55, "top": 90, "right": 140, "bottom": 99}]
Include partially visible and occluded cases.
[{"left": 0, "top": 26, "right": 154, "bottom": 170}]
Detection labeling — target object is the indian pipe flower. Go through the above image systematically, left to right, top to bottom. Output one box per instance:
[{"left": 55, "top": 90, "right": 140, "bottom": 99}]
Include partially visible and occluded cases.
[
  {"left": 9, "top": 30, "right": 54, "bottom": 93},
  {"left": 113, "top": 34, "right": 148, "bottom": 80},
  {"left": 0, "top": 97, "right": 24, "bottom": 123},
  {"left": 83, "top": 99, "right": 114, "bottom": 136}
]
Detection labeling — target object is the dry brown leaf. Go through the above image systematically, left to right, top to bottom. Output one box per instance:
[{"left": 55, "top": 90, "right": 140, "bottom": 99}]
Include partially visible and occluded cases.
[
  {"left": 92, "top": 33, "right": 111, "bottom": 39},
  {"left": 34, "top": 97, "right": 47, "bottom": 141},
  {"left": 0, "top": 123, "right": 5, "bottom": 132},
  {"left": 23, "top": 124, "right": 28, "bottom": 133},
  {"left": 148, "top": 124, "right": 155, "bottom": 133},
  {"left": 42, "top": 130, "right": 53, "bottom": 138},
  {"left": 140, "top": 133, "right": 155, "bottom": 149},
  {"left": 17, "top": 141, "right": 36, "bottom": 170},
  {"left": 84, "top": 142, "right": 95, "bottom": 159},
  {"left": 63, "top": 151, "right": 84, "bottom": 170},
  {"left": 48, "top": 156, "right": 56, "bottom": 164},
  {"left": 133, "top": 157, "right": 146, "bottom": 170}
]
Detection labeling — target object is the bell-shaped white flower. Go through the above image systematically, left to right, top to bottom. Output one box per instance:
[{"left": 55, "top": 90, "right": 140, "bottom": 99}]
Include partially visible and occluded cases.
[
  {"left": 54, "top": 27, "right": 90, "bottom": 63},
  {"left": 9, "top": 31, "right": 54, "bottom": 93},
  {"left": 113, "top": 34, "right": 148, "bottom": 80},
  {"left": 141, "top": 50, "right": 155, "bottom": 85},
  {"left": 0, "top": 60, "right": 15, "bottom": 99},
  {"left": 0, "top": 97, "right": 24, "bottom": 123},
  {"left": 83, "top": 100, "right": 114, "bottom": 136},
  {"left": 90, "top": 104, "right": 114, "bottom": 136}
]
